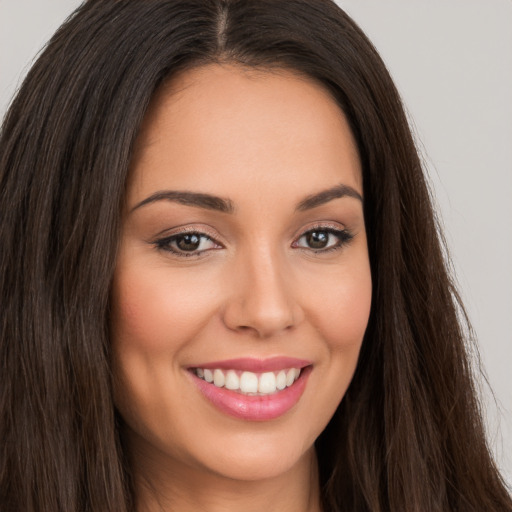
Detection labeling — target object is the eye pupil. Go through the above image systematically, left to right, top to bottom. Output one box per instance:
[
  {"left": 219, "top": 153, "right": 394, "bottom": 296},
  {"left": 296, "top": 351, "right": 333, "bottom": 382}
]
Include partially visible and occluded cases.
[
  {"left": 307, "top": 231, "right": 329, "bottom": 249},
  {"left": 176, "top": 234, "right": 201, "bottom": 251}
]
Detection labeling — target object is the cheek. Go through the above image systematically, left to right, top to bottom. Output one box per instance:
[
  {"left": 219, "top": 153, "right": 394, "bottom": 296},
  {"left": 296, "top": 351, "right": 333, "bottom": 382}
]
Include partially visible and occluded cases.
[
  {"left": 109, "top": 258, "right": 222, "bottom": 444},
  {"left": 292, "top": 258, "right": 371, "bottom": 446},
  {"left": 302, "top": 259, "right": 372, "bottom": 353},
  {"left": 110, "top": 260, "right": 219, "bottom": 353},
  {"left": 329, "top": 279, "right": 372, "bottom": 349}
]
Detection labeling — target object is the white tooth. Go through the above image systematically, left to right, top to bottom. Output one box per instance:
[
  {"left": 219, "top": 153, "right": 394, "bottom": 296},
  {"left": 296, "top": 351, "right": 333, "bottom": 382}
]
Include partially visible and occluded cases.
[
  {"left": 196, "top": 368, "right": 204, "bottom": 378},
  {"left": 286, "top": 368, "right": 296, "bottom": 387},
  {"left": 294, "top": 368, "right": 301, "bottom": 380},
  {"left": 204, "top": 369, "right": 214, "bottom": 383},
  {"left": 213, "top": 369, "right": 225, "bottom": 387},
  {"left": 225, "top": 370, "right": 240, "bottom": 390},
  {"left": 276, "top": 370, "right": 287, "bottom": 390},
  {"left": 240, "top": 371, "right": 258, "bottom": 393},
  {"left": 258, "top": 372, "right": 277, "bottom": 394}
]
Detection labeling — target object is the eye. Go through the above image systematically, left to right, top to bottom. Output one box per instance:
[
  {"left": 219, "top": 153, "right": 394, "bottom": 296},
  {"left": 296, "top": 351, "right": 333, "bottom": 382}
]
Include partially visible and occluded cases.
[
  {"left": 293, "top": 227, "right": 353, "bottom": 252},
  {"left": 155, "top": 231, "right": 221, "bottom": 257}
]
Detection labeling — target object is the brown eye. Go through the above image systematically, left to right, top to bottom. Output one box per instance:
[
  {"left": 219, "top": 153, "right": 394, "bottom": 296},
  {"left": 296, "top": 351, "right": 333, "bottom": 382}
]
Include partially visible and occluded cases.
[
  {"left": 294, "top": 227, "right": 353, "bottom": 252},
  {"left": 155, "top": 231, "right": 220, "bottom": 256},
  {"left": 305, "top": 231, "right": 329, "bottom": 249},
  {"left": 175, "top": 233, "right": 201, "bottom": 251}
]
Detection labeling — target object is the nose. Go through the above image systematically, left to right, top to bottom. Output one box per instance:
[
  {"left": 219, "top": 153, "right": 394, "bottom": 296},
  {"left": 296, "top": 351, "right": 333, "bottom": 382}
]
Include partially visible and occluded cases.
[{"left": 222, "top": 247, "right": 303, "bottom": 338}]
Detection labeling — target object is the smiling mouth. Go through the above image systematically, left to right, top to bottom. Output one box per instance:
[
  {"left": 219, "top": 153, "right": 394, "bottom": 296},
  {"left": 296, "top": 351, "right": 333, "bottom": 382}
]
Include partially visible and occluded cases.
[
  {"left": 188, "top": 357, "right": 312, "bottom": 420},
  {"left": 191, "top": 367, "right": 302, "bottom": 396}
]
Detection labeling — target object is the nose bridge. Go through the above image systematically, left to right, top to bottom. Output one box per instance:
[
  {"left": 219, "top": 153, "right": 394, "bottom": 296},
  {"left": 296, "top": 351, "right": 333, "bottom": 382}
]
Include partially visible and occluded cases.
[{"left": 222, "top": 241, "right": 301, "bottom": 337}]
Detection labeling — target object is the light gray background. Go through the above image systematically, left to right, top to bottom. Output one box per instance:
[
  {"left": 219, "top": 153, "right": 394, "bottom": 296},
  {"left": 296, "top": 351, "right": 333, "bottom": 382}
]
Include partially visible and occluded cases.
[{"left": 1, "top": 0, "right": 511, "bottom": 487}]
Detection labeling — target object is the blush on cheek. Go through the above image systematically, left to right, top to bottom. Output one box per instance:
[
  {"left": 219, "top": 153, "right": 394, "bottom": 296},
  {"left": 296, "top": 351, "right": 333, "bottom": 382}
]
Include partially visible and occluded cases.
[
  {"left": 111, "top": 264, "right": 222, "bottom": 354},
  {"left": 111, "top": 272, "right": 172, "bottom": 352},
  {"left": 321, "top": 280, "right": 372, "bottom": 352}
]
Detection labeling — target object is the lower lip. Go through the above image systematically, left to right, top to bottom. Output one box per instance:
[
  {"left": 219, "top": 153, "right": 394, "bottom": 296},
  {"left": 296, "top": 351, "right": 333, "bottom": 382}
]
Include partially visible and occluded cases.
[{"left": 189, "top": 366, "right": 312, "bottom": 421}]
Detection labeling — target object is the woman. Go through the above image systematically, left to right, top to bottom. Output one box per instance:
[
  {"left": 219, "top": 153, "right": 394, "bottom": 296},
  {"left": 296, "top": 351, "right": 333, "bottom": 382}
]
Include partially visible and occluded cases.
[{"left": 0, "top": 0, "right": 510, "bottom": 510}]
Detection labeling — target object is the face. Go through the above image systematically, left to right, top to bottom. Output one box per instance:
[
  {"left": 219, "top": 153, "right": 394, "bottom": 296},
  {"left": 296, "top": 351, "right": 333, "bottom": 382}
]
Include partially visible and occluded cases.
[{"left": 111, "top": 64, "right": 372, "bottom": 484}]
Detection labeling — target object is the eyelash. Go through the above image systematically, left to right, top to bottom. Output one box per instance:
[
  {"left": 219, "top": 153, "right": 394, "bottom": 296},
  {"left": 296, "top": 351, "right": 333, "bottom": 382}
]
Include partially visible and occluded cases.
[
  {"left": 153, "top": 225, "right": 353, "bottom": 258},
  {"left": 293, "top": 226, "right": 354, "bottom": 254},
  {"left": 153, "top": 228, "right": 220, "bottom": 258}
]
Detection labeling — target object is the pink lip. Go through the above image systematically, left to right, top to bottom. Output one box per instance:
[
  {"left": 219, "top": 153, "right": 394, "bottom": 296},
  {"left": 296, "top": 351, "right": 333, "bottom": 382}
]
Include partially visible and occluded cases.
[
  {"left": 189, "top": 356, "right": 312, "bottom": 373},
  {"left": 188, "top": 364, "right": 312, "bottom": 421}
]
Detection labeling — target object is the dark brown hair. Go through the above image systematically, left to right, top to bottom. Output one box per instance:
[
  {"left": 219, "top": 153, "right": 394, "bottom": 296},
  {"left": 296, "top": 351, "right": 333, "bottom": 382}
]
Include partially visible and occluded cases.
[{"left": 1, "top": 1, "right": 510, "bottom": 510}]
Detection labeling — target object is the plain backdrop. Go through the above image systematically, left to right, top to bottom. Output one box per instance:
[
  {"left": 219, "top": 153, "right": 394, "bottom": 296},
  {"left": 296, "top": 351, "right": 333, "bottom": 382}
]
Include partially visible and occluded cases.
[{"left": 1, "top": 0, "right": 511, "bottom": 487}]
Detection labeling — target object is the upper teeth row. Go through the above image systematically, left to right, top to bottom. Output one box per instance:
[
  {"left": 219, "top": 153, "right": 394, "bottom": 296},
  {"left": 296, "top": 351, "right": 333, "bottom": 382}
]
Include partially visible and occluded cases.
[{"left": 195, "top": 368, "right": 301, "bottom": 395}]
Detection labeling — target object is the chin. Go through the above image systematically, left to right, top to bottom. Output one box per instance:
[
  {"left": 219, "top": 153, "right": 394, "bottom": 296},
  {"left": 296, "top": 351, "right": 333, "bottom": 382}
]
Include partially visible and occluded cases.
[
  {"left": 179, "top": 417, "right": 320, "bottom": 482},
  {"left": 199, "top": 438, "right": 315, "bottom": 482}
]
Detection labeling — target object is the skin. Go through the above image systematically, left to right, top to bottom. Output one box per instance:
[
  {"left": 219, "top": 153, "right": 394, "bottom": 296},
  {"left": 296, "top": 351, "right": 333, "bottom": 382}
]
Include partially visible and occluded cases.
[{"left": 111, "top": 64, "right": 372, "bottom": 512}]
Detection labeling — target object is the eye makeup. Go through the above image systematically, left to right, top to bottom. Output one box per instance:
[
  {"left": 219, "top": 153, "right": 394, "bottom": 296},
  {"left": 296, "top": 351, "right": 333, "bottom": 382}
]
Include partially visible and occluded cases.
[{"left": 151, "top": 222, "right": 354, "bottom": 259}]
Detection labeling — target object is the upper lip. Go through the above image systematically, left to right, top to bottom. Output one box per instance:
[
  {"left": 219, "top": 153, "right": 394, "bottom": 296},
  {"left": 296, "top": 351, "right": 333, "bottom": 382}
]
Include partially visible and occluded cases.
[{"left": 188, "top": 356, "right": 312, "bottom": 373}]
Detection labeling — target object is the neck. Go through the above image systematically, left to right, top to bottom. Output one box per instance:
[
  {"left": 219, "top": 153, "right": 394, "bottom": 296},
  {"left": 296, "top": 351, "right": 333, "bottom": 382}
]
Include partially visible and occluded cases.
[{"left": 129, "top": 437, "right": 322, "bottom": 512}]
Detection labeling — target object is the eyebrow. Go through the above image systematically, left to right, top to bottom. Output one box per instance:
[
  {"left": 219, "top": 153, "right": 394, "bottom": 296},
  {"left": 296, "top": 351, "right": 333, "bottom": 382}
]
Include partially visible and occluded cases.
[
  {"left": 130, "top": 183, "right": 362, "bottom": 214},
  {"left": 296, "top": 184, "right": 363, "bottom": 211},
  {"left": 131, "top": 190, "right": 235, "bottom": 214}
]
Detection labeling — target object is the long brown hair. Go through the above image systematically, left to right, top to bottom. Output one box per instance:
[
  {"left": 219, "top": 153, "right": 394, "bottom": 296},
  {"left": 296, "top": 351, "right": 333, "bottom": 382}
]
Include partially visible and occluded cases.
[{"left": 1, "top": 1, "right": 510, "bottom": 510}]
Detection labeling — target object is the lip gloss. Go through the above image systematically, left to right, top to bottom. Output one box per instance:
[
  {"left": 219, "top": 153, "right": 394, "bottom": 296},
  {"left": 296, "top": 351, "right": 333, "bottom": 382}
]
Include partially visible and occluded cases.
[{"left": 188, "top": 360, "right": 312, "bottom": 421}]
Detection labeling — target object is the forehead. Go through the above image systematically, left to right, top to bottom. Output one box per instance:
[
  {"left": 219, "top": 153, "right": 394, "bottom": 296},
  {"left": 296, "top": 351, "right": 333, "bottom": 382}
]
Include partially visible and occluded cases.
[{"left": 128, "top": 63, "right": 362, "bottom": 206}]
